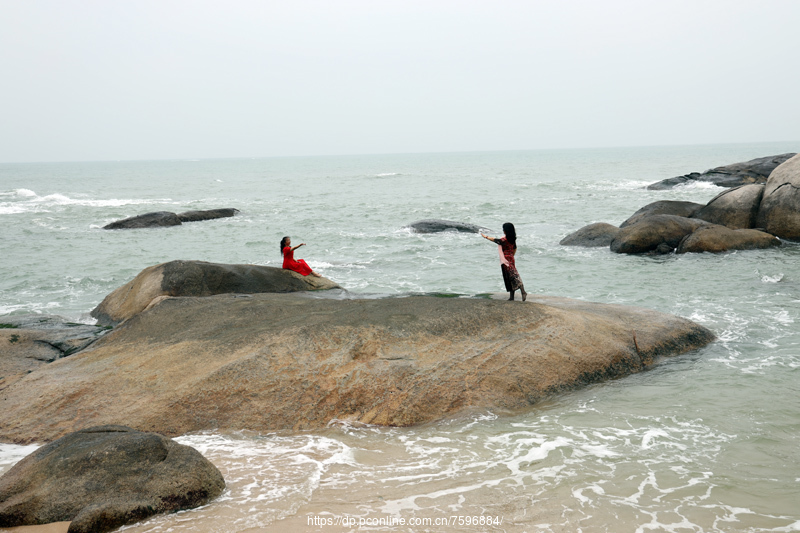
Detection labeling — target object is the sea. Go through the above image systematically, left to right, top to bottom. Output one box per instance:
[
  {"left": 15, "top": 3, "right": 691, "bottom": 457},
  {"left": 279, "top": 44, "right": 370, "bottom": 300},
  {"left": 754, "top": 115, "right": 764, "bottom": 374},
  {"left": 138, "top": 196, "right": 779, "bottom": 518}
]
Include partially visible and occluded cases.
[{"left": 1, "top": 142, "right": 799, "bottom": 532}]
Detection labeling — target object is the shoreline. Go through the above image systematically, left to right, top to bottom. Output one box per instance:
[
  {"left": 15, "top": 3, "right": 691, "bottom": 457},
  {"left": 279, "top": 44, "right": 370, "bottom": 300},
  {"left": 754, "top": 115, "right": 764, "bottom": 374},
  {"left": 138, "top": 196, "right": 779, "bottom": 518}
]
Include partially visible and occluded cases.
[{"left": 3, "top": 523, "right": 70, "bottom": 533}]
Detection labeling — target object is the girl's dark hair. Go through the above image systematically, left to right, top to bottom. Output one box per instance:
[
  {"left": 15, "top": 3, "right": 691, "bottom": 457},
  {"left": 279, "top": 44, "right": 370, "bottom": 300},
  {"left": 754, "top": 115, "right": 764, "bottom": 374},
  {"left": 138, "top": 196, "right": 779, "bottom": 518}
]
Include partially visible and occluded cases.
[
  {"left": 502, "top": 222, "right": 517, "bottom": 248},
  {"left": 280, "top": 236, "right": 290, "bottom": 253}
]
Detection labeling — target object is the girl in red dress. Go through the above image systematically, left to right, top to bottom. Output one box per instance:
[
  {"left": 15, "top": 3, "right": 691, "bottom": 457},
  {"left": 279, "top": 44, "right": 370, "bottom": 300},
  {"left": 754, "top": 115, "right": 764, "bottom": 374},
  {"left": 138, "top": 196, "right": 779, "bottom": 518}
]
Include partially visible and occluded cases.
[
  {"left": 480, "top": 222, "right": 527, "bottom": 301},
  {"left": 280, "top": 236, "right": 321, "bottom": 277}
]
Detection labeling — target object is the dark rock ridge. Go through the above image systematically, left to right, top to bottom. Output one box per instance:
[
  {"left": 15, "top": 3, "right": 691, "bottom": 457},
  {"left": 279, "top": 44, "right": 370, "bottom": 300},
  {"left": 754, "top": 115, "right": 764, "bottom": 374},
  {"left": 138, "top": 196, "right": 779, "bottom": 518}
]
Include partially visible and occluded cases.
[
  {"left": 647, "top": 153, "right": 796, "bottom": 190},
  {"left": 562, "top": 154, "right": 800, "bottom": 253},
  {"left": 103, "top": 208, "right": 239, "bottom": 229},
  {"left": 177, "top": 208, "right": 239, "bottom": 222},
  {"left": 103, "top": 211, "right": 181, "bottom": 229},
  {"left": 406, "top": 219, "right": 486, "bottom": 233},
  {"left": 91, "top": 260, "right": 341, "bottom": 326},
  {"left": 0, "top": 289, "right": 714, "bottom": 443},
  {"left": 1, "top": 316, "right": 110, "bottom": 392},
  {"left": 0, "top": 425, "right": 224, "bottom": 533}
]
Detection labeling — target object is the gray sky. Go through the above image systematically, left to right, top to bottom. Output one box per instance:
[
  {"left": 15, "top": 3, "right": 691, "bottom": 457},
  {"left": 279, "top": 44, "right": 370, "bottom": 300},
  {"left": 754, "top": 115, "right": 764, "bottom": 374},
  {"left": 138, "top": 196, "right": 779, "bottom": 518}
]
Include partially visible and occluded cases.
[{"left": 1, "top": 0, "right": 798, "bottom": 162}]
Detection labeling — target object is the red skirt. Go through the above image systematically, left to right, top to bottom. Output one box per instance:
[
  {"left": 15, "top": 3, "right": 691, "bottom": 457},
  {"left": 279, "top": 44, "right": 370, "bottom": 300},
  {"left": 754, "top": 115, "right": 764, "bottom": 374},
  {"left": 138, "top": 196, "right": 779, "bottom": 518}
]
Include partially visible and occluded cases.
[{"left": 282, "top": 247, "right": 313, "bottom": 276}]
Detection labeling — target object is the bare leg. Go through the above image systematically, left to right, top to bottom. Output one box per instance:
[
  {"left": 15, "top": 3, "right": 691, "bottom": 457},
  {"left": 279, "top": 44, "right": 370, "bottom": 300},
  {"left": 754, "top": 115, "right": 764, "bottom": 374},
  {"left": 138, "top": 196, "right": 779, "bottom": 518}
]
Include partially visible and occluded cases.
[
  {"left": 311, "top": 271, "right": 322, "bottom": 277},
  {"left": 520, "top": 284, "right": 527, "bottom": 302},
  {"left": 508, "top": 290, "right": 515, "bottom": 301}
]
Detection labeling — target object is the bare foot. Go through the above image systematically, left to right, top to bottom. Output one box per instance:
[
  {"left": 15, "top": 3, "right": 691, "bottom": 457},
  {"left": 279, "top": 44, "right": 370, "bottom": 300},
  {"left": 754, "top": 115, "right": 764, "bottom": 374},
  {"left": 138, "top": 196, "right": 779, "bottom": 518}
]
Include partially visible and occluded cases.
[{"left": 521, "top": 290, "right": 527, "bottom": 302}]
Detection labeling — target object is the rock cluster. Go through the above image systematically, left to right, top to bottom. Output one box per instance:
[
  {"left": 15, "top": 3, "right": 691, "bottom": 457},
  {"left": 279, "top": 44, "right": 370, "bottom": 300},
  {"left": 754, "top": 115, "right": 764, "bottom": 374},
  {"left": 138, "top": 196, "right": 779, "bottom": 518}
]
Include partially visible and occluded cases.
[
  {"left": 647, "top": 153, "right": 795, "bottom": 190},
  {"left": 562, "top": 154, "right": 800, "bottom": 254},
  {"left": 103, "top": 208, "right": 238, "bottom": 229},
  {"left": 0, "top": 425, "right": 224, "bottom": 533}
]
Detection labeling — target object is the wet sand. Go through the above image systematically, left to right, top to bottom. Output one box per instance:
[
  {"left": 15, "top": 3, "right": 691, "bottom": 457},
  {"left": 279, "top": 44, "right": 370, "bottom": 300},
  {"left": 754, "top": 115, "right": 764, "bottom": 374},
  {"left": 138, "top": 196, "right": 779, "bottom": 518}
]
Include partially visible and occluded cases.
[{"left": 2, "top": 523, "right": 70, "bottom": 533}]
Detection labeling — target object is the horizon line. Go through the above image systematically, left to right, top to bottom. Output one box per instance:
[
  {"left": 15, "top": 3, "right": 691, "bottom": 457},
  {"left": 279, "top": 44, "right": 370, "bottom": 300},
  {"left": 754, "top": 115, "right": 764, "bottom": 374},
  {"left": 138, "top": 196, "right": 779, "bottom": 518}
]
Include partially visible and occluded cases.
[{"left": 1, "top": 139, "right": 797, "bottom": 166}]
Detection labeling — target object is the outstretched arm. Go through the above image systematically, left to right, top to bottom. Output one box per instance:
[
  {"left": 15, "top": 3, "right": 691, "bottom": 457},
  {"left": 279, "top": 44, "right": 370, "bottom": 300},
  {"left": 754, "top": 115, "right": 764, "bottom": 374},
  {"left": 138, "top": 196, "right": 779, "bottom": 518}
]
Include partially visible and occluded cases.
[
  {"left": 480, "top": 233, "right": 500, "bottom": 244},
  {"left": 291, "top": 243, "right": 306, "bottom": 251}
]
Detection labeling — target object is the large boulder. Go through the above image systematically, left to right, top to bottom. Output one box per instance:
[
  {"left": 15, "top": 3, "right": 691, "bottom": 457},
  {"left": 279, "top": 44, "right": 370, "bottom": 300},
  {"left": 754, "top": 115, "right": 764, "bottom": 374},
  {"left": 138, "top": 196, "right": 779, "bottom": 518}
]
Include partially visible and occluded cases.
[
  {"left": 647, "top": 153, "right": 796, "bottom": 190},
  {"left": 755, "top": 154, "right": 800, "bottom": 240},
  {"left": 694, "top": 184, "right": 765, "bottom": 229},
  {"left": 620, "top": 201, "right": 704, "bottom": 228},
  {"left": 176, "top": 208, "right": 239, "bottom": 223},
  {"left": 103, "top": 211, "right": 182, "bottom": 230},
  {"left": 610, "top": 215, "right": 709, "bottom": 254},
  {"left": 406, "top": 219, "right": 486, "bottom": 233},
  {"left": 559, "top": 222, "right": 620, "bottom": 247},
  {"left": 676, "top": 226, "right": 781, "bottom": 254},
  {"left": 90, "top": 260, "right": 341, "bottom": 326},
  {"left": 0, "top": 293, "right": 714, "bottom": 443},
  {"left": 1, "top": 316, "right": 110, "bottom": 391},
  {"left": 0, "top": 425, "right": 224, "bottom": 533}
]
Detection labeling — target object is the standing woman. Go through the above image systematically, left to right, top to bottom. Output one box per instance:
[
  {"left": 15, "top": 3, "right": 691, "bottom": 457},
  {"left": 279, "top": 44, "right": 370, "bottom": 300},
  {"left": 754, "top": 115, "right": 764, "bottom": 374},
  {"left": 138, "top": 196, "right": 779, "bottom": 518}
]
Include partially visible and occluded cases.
[
  {"left": 480, "top": 222, "right": 527, "bottom": 301},
  {"left": 280, "top": 236, "right": 321, "bottom": 277}
]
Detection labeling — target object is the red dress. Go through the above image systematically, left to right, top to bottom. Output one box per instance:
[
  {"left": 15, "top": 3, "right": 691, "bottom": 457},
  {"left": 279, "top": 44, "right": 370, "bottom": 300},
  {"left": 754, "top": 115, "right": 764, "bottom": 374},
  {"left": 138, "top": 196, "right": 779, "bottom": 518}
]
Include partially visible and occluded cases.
[{"left": 282, "top": 246, "right": 313, "bottom": 276}]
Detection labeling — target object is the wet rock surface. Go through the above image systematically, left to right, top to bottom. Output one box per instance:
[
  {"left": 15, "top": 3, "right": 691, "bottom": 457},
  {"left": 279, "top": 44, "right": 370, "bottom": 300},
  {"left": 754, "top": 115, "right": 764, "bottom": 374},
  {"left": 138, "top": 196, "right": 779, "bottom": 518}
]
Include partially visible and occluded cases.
[
  {"left": 610, "top": 215, "right": 709, "bottom": 255},
  {"left": 559, "top": 222, "right": 620, "bottom": 247},
  {"left": 676, "top": 226, "right": 781, "bottom": 254},
  {"left": 1, "top": 316, "right": 110, "bottom": 391}
]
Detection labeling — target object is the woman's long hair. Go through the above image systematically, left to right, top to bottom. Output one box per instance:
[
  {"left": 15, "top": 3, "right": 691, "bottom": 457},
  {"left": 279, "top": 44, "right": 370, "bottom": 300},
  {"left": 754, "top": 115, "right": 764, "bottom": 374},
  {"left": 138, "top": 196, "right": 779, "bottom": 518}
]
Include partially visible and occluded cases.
[
  {"left": 502, "top": 222, "right": 517, "bottom": 248},
  {"left": 280, "top": 236, "right": 290, "bottom": 254}
]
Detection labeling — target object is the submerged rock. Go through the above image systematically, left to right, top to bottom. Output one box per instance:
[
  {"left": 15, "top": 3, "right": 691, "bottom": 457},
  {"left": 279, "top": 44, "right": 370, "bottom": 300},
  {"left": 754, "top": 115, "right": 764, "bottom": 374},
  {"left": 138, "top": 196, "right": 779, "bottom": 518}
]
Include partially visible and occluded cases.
[
  {"left": 646, "top": 153, "right": 796, "bottom": 190},
  {"left": 755, "top": 154, "right": 800, "bottom": 240},
  {"left": 694, "top": 184, "right": 765, "bottom": 229},
  {"left": 620, "top": 201, "right": 704, "bottom": 228},
  {"left": 103, "top": 208, "right": 239, "bottom": 229},
  {"left": 103, "top": 211, "right": 182, "bottom": 230},
  {"left": 610, "top": 215, "right": 709, "bottom": 254},
  {"left": 406, "top": 219, "right": 485, "bottom": 233},
  {"left": 560, "top": 222, "right": 620, "bottom": 247},
  {"left": 676, "top": 226, "right": 781, "bottom": 254},
  {"left": 91, "top": 260, "right": 341, "bottom": 326},
  {"left": 0, "top": 293, "right": 714, "bottom": 443},
  {"left": 0, "top": 425, "right": 224, "bottom": 533}
]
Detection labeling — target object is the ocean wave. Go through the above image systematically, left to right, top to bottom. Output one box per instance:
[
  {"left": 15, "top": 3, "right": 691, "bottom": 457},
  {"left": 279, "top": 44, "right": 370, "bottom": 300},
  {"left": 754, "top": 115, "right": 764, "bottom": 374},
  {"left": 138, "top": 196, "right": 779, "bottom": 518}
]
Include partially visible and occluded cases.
[
  {"left": 581, "top": 180, "right": 654, "bottom": 191},
  {"left": 677, "top": 180, "right": 725, "bottom": 190},
  {"left": 1, "top": 188, "right": 176, "bottom": 210},
  {"left": 0, "top": 205, "right": 28, "bottom": 215}
]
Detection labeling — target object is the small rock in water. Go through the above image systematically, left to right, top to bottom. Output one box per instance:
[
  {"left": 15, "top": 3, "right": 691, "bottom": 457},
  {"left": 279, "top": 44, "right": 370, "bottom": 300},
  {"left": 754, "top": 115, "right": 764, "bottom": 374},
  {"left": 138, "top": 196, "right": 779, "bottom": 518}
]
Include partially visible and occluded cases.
[{"left": 0, "top": 425, "right": 225, "bottom": 533}]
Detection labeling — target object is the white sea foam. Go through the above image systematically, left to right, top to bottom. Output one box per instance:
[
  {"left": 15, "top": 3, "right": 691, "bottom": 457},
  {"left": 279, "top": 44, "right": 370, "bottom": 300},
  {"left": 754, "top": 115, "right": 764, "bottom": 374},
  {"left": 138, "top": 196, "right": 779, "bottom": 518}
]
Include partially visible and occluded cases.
[
  {"left": 678, "top": 180, "right": 724, "bottom": 190},
  {"left": 0, "top": 443, "right": 40, "bottom": 475}
]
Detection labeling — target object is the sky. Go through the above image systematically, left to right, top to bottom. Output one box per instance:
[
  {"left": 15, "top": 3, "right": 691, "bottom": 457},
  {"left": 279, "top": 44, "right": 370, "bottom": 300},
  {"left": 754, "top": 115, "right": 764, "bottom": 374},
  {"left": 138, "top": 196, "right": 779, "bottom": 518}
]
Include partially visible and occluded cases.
[{"left": 1, "top": 0, "right": 798, "bottom": 163}]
